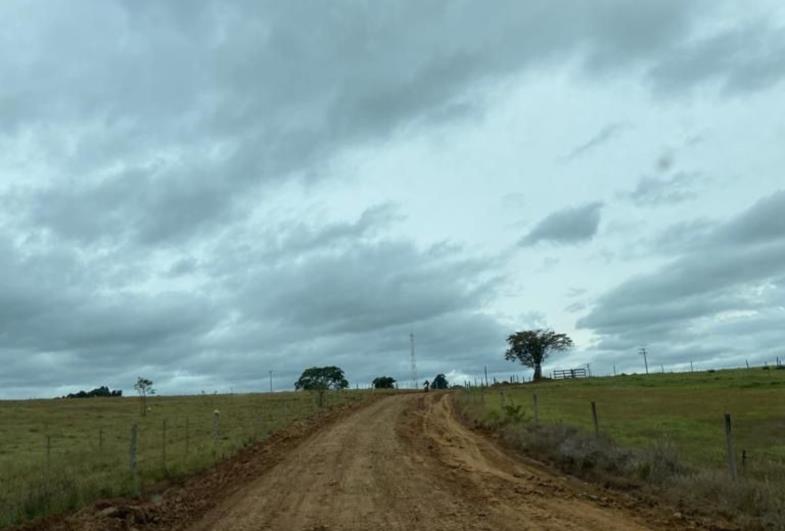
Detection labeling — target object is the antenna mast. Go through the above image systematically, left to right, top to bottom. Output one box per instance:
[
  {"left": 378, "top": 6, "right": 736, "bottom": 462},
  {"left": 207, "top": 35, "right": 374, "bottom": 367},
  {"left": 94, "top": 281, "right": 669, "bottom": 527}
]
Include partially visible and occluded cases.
[
  {"left": 410, "top": 333, "right": 417, "bottom": 390},
  {"left": 639, "top": 346, "right": 649, "bottom": 375}
]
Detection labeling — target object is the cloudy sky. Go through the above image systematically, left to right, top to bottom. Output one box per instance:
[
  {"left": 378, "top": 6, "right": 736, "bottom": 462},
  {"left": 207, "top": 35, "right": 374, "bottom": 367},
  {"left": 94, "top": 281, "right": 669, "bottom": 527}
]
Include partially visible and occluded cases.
[{"left": 1, "top": 1, "right": 784, "bottom": 398}]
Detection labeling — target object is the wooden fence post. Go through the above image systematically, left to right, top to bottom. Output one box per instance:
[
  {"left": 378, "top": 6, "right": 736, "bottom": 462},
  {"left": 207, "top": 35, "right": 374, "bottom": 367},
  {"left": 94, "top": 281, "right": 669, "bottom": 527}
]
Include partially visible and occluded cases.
[
  {"left": 533, "top": 393, "right": 539, "bottom": 424},
  {"left": 591, "top": 401, "right": 599, "bottom": 438},
  {"left": 213, "top": 410, "right": 221, "bottom": 459},
  {"left": 724, "top": 413, "right": 737, "bottom": 480},
  {"left": 162, "top": 419, "right": 167, "bottom": 474},
  {"left": 129, "top": 424, "right": 139, "bottom": 495},
  {"left": 45, "top": 434, "right": 51, "bottom": 474}
]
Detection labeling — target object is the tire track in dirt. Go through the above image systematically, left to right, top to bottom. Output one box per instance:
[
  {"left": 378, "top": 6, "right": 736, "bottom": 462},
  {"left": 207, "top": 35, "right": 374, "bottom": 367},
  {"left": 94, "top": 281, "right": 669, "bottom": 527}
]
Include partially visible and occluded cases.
[{"left": 188, "top": 393, "right": 684, "bottom": 531}]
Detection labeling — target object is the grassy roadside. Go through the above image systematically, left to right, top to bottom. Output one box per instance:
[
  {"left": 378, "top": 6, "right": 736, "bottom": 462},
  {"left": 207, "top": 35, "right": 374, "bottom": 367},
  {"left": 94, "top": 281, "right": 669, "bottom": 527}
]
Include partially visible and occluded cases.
[
  {"left": 454, "top": 368, "right": 785, "bottom": 530},
  {"left": 0, "top": 390, "right": 376, "bottom": 529}
]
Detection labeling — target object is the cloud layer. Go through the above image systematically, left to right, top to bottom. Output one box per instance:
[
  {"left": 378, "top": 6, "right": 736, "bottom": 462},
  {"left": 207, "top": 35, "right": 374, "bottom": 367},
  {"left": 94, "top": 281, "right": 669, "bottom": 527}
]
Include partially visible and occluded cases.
[{"left": 1, "top": 1, "right": 784, "bottom": 396}]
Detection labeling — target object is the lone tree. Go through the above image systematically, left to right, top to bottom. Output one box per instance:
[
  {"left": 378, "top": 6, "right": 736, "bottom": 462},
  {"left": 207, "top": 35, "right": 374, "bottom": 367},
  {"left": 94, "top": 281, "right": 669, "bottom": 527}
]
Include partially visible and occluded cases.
[
  {"left": 505, "top": 329, "right": 573, "bottom": 381},
  {"left": 294, "top": 366, "right": 349, "bottom": 391},
  {"left": 431, "top": 373, "right": 449, "bottom": 389},
  {"left": 372, "top": 376, "right": 396, "bottom": 389},
  {"left": 134, "top": 377, "right": 155, "bottom": 416}
]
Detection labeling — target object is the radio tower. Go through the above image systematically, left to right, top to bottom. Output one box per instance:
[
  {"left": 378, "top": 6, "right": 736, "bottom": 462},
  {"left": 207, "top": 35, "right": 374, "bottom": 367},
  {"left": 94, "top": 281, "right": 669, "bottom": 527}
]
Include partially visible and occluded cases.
[{"left": 410, "top": 333, "right": 418, "bottom": 390}]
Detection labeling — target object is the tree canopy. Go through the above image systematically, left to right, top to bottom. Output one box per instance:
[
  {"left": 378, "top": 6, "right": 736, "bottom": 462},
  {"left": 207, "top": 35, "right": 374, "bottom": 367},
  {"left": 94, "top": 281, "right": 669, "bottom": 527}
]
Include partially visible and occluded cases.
[
  {"left": 505, "top": 329, "right": 573, "bottom": 381},
  {"left": 295, "top": 366, "right": 349, "bottom": 391},
  {"left": 431, "top": 373, "right": 449, "bottom": 389},
  {"left": 372, "top": 376, "right": 396, "bottom": 389},
  {"left": 65, "top": 386, "right": 122, "bottom": 399}
]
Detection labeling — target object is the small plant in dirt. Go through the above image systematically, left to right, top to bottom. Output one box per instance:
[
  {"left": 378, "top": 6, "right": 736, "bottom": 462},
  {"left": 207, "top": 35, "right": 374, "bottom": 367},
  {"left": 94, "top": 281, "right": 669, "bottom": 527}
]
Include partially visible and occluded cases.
[{"left": 501, "top": 403, "right": 527, "bottom": 424}]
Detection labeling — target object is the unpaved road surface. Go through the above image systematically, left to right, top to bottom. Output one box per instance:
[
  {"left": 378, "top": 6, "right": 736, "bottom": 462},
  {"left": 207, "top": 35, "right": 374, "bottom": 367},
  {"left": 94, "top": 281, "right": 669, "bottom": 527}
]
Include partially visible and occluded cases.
[{"left": 188, "top": 393, "right": 676, "bottom": 531}]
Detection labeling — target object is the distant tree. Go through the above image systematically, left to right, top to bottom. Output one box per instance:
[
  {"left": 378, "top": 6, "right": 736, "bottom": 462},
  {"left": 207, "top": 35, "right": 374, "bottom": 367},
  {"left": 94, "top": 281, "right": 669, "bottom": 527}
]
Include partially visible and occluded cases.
[
  {"left": 505, "top": 329, "right": 573, "bottom": 381},
  {"left": 294, "top": 366, "right": 349, "bottom": 391},
  {"left": 431, "top": 374, "right": 449, "bottom": 389},
  {"left": 372, "top": 376, "right": 396, "bottom": 389},
  {"left": 134, "top": 377, "right": 155, "bottom": 416},
  {"left": 66, "top": 385, "right": 122, "bottom": 399}
]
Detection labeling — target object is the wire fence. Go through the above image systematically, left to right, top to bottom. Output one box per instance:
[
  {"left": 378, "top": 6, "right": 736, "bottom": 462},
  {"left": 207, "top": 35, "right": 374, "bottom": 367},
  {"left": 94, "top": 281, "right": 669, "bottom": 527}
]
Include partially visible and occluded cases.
[{"left": 0, "top": 390, "right": 363, "bottom": 528}]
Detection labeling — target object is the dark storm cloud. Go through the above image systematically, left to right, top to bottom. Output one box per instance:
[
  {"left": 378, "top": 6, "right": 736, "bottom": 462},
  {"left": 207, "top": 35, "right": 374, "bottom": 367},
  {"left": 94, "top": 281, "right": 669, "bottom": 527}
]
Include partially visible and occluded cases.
[
  {"left": 2, "top": 0, "right": 769, "bottom": 245},
  {"left": 578, "top": 191, "right": 785, "bottom": 367},
  {"left": 521, "top": 202, "right": 603, "bottom": 246},
  {"left": 0, "top": 204, "right": 505, "bottom": 396}
]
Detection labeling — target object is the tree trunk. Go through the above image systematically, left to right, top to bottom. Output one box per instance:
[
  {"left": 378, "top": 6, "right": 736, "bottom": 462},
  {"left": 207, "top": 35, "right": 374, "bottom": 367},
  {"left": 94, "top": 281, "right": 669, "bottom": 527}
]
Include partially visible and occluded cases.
[{"left": 533, "top": 363, "right": 542, "bottom": 381}]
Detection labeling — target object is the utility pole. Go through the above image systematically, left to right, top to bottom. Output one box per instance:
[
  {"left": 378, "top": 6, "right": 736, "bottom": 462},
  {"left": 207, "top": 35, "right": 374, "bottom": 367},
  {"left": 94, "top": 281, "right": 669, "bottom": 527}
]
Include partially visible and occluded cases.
[
  {"left": 410, "top": 333, "right": 417, "bottom": 390},
  {"left": 639, "top": 346, "right": 649, "bottom": 375},
  {"left": 612, "top": 361, "right": 616, "bottom": 376},
  {"left": 484, "top": 365, "right": 488, "bottom": 387},
  {"left": 268, "top": 370, "right": 273, "bottom": 393}
]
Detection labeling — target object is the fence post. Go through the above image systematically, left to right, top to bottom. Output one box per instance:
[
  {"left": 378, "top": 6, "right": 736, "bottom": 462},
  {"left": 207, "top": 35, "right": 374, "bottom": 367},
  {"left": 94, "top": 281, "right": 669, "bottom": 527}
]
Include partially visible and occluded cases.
[
  {"left": 533, "top": 393, "right": 539, "bottom": 424},
  {"left": 591, "top": 401, "right": 599, "bottom": 438},
  {"left": 213, "top": 410, "right": 221, "bottom": 459},
  {"left": 724, "top": 413, "right": 737, "bottom": 480},
  {"left": 185, "top": 417, "right": 190, "bottom": 457},
  {"left": 162, "top": 419, "right": 167, "bottom": 475},
  {"left": 129, "top": 424, "right": 139, "bottom": 495},
  {"left": 45, "top": 434, "right": 51, "bottom": 474},
  {"left": 741, "top": 449, "right": 747, "bottom": 475}
]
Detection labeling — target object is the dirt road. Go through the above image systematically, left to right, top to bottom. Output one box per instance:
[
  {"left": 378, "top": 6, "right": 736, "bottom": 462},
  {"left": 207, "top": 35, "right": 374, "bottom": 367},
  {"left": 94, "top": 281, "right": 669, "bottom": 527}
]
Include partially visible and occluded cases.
[{"left": 188, "top": 393, "right": 674, "bottom": 531}]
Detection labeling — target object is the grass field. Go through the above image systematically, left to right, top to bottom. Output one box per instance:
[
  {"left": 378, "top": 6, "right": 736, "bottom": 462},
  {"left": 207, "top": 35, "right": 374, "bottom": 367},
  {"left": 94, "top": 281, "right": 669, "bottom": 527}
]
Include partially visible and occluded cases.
[
  {"left": 459, "top": 367, "right": 785, "bottom": 470},
  {"left": 455, "top": 368, "right": 785, "bottom": 528},
  {"left": 0, "top": 390, "right": 371, "bottom": 528}
]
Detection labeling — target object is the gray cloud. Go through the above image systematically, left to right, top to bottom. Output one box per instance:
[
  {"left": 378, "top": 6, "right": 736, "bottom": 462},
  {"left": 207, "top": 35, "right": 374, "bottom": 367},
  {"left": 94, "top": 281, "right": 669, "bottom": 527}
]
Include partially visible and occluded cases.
[
  {"left": 2, "top": 0, "right": 771, "bottom": 246},
  {"left": 1, "top": 1, "right": 784, "bottom": 396},
  {"left": 649, "top": 19, "right": 785, "bottom": 95},
  {"left": 564, "top": 122, "right": 628, "bottom": 160},
  {"left": 626, "top": 171, "right": 702, "bottom": 206},
  {"left": 578, "top": 190, "right": 785, "bottom": 368},
  {"left": 521, "top": 202, "right": 603, "bottom": 246},
  {"left": 0, "top": 205, "right": 508, "bottom": 397}
]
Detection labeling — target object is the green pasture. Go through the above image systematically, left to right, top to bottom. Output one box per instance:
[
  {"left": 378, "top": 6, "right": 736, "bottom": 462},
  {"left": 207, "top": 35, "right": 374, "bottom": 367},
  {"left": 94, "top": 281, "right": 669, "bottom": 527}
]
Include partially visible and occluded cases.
[
  {"left": 462, "top": 368, "right": 785, "bottom": 468},
  {"left": 0, "top": 390, "right": 370, "bottom": 528}
]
